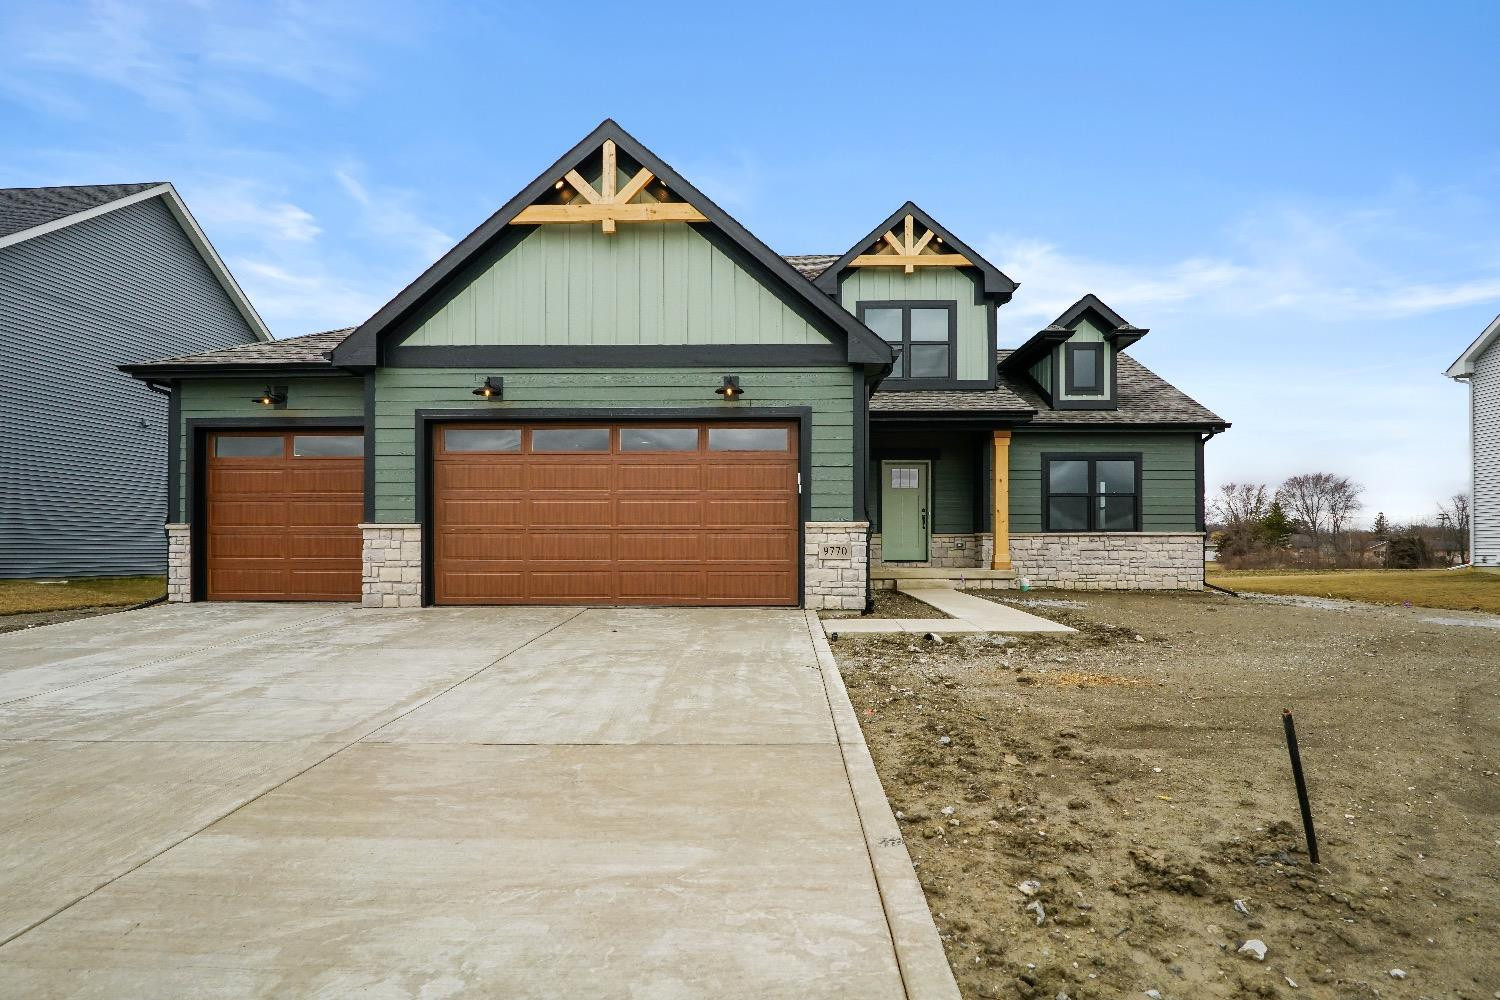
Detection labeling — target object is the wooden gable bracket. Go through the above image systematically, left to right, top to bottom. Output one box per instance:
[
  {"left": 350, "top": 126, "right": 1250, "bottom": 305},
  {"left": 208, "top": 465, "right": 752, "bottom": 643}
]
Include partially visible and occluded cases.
[
  {"left": 511, "top": 139, "right": 707, "bottom": 234},
  {"left": 847, "top": 213, "right": 972, "bottom": 273}
]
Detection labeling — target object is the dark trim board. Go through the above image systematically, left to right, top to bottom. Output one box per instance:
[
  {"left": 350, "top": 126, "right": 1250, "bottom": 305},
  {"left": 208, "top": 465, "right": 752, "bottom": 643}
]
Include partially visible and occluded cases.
[
  {"left": 386, "top": 344, "right": 848, "bottom": 368},
  {"left": 121, "top": 363, "right": 351, "bottom": 378},
  {"left": 363, "top": 374, "right": 378, "bottom": 521},
  {"left": 166, "top": 380, "right": 181, "bottom": 523},
  {"left": 410, "top": 405, "right": 815, "bottom": 608},
  {"left": 183, "top": 416, "right": 367, "bottom": 602},
  {"left": 1194, "top": 435, "right": 1207, "bottom": 533},
  {"left": 1039, "top": 451, "right": 1144, "bottom": 534}
]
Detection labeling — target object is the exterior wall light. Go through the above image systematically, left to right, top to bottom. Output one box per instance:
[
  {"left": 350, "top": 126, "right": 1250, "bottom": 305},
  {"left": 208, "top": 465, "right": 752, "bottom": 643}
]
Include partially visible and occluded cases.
[
  {"left": 715, "top": 374, "right": 744, "bottom": 401},
  {"left": 471, "top": 376, "right": 505, "bottom": 400},
  {"left": 253, "top": 386, "right": 286, "bottom": 407}
]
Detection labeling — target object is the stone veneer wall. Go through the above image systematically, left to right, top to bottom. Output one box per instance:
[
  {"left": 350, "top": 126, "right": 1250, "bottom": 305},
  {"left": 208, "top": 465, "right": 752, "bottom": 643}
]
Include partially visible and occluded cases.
[
  {"left": 804, "top": 521, "right": 869, "bottom": 610},
  {"left": 165, "top": 523, "right": 191, "bottom": 603},
  {"left": 361, "top": 524, "right": 423, "bottom": 608},
  {"left": 872, "top": 532, "right": 993, "bottom": 569},
  {"left": 1009, "top": 532, "right": 1205, "bottom": 590}
]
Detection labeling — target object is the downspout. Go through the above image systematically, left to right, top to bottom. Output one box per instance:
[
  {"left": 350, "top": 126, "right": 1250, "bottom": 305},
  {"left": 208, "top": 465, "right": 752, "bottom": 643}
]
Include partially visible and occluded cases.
[{"left": 1199, "top": 427, "right": 1222, "bottom": 574}]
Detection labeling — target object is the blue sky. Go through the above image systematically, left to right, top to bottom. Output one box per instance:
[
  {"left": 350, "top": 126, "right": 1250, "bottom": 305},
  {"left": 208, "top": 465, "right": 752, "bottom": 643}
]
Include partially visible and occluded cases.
[{"left": 4, "top": 0, "right": 1497, "bottom": 523}]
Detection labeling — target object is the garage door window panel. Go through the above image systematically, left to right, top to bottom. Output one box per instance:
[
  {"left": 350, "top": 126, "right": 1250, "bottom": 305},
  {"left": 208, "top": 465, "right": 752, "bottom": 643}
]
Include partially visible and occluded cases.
[
  {"left": 530, "top": 427, "right": 610, "bottom": 452},
  {"left": 621, "top": 427, "right": 699, "bottom": 451},
  {"left": 708, "top": 427, "right": 789, "bottom": 451},
  {"left": 444, "top": 428, "right": 521, "bottom": 452},
  {"left": 292, "top": 434, "right": 363, "bottom": 458},
  {"left": 215, "top": 435, "right": 284, "bottom": 458}
]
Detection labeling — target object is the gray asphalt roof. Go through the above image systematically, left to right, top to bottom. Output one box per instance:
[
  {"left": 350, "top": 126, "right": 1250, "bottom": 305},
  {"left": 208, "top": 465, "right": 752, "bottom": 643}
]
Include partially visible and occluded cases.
[
  {"left": 0, "top": 183, "right": 162, "bottom": 240},
  {"left": 783, "top": 254, "right": 839, "bottom": 280},
  {"left": 123, "top": 328, "right": 356, "bottom": 372},
  {"left": 871, "top": 350, "right": 1224, "bottom": 427}
]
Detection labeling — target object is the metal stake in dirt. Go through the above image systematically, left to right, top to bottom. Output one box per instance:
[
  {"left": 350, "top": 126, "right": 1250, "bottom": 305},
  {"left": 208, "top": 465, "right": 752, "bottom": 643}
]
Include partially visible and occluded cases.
[{"left": 1281, "top": 709, "right": 1320, "bottom": 865}]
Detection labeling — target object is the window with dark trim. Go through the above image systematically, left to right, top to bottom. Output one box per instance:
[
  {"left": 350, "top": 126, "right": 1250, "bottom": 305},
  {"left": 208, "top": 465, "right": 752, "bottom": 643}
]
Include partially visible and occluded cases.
[
  {"left": 857, "top": 301, "right": 956, "bottom": 381},
  {"left": 1064, "top": 342, "right": 1105, "bottom": 395},
  {"left": 1043, "top": 454, "right": 1140, "bottom": 531}
]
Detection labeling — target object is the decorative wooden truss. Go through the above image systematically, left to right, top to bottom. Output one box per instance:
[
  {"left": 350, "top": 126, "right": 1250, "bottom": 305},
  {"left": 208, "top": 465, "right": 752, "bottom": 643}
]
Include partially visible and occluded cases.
[
  {"left": 511, "top": 139, "right": 707, "bottom": 234},
  {"left": 849, "top": 213, "right": 972, "bottom": 273}
]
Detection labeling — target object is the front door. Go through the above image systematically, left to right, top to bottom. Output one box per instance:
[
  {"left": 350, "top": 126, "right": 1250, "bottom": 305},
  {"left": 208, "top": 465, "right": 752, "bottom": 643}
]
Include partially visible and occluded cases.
[{"left": 880, "top": 460, "right": 929, "bottom": 561}]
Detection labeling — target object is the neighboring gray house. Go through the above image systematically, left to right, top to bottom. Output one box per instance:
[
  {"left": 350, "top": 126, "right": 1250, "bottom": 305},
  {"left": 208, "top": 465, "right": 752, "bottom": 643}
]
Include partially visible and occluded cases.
[
  {"left": 0, "top": 183, "right": 270, "bottom": 578},
  {"left": 1447, "top": 313, "right": 1500, "bottom": 569}
]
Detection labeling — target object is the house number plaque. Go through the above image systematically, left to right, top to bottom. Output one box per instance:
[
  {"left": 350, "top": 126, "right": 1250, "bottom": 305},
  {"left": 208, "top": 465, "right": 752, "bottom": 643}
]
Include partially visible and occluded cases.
[{"left": 819, "top": 543, "right": 852, "bottom": 559}]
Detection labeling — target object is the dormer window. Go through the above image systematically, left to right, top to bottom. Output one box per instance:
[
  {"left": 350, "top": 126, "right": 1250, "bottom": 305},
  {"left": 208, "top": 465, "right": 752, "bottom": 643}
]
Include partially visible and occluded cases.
[
  {"left": 857, "top": 301, "right": 956, "bottom": 381},
  {"left": 1065, "top": 343, "right": 1104, "bottom": 395}
]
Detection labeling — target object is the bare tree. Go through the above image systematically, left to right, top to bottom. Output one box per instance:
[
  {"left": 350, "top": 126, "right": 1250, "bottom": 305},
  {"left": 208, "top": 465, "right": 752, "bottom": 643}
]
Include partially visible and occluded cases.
[
  {"left": 1277, "top": 472, "right": 1364, "bottom": 552},
  {"left": 1326, "top": 477, "right": 1364, "bottom": 550},
  {"left": 1210, "top": 482, "right": 1269, "bottom": 527},
  {"left": 1438, "top": 492, "right": 1471, "bottom": 558}
]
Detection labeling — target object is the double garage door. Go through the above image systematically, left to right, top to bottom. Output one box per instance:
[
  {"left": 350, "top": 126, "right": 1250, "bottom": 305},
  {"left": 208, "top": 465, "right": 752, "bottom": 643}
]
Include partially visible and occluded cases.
[{"left": 204, "top": 421, "right": 799, "bottom": 606}]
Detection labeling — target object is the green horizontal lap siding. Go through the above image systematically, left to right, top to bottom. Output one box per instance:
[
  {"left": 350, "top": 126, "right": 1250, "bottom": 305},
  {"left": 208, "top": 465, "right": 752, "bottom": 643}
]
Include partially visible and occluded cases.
[
  {"left": 403, "top": 224, "right": 827, "bottom": 347},
  {"left": 838, "top": 268, "right": 988, "bottom": 380},
  {"left": 372, "top": 368, "right": 855, "bottom": 521},
  {"left": 175, "top": 376, "right": 364, "bottom": 514},
  {"left": 869, "top": 430, "right": 980, "bottom": 533},
  {"left": 1009, "top": 432, "right": 1199, "bottom": 532}
]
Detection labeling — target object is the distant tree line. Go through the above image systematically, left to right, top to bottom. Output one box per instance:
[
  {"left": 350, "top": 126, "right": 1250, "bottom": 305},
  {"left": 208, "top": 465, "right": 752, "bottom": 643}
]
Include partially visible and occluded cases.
[{"left": 1210, "top": 473, "right": 1470, "bottom": 569}]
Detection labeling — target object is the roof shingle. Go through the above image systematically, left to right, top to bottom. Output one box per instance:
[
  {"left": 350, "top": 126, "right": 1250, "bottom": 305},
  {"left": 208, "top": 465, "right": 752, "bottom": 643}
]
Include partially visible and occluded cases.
[
  {"left": 0, "top": 183, "right": 163, "bottom": 240},
  {"left": 123, "top": 328, "right": 355, "bottom": 372}
]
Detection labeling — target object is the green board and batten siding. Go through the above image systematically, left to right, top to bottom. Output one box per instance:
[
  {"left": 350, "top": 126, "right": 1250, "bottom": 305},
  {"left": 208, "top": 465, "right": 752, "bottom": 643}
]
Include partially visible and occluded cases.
[
  {"left": 403, "top": 224, "right": 828, "bottom": 347},
  {"left": 838, "top": 268, "right": 990, "bottom": 381},
  {"left": 1056, "top": 317, "right": 1112, "bottom": 402},
  {"left": 372, "top": 368, "right": 856, "bottom": 522},
  {"left": 175, "top": 377, "right": 364, "bottom": 513},
  {"left": 1009, "top": 432, "right": 1199, "bottom": 532}
]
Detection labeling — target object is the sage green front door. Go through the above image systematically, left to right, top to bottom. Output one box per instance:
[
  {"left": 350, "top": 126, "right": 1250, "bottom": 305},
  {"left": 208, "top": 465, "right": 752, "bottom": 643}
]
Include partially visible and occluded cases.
[{"left": 880, "top": 460, "right": 929, "bottom": 561}]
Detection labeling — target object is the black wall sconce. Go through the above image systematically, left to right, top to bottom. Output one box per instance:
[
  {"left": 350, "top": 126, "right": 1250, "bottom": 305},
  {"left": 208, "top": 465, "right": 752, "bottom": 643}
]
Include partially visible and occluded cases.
[
  {"left": 715, "top": 374, "right": 744, "bottom": 401},
  {"left": 471, "top": 375, "right": 505, "bottom": 400},
  {"left": 252, "top": 385, "right": 287, "bottom": 408}
]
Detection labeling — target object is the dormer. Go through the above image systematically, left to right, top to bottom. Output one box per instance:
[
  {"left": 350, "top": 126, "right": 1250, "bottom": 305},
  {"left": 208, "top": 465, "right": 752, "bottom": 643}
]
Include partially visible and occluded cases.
[
  {"left": 814, "top": 202, "right": 1017, "bottom": 390},
  {"left": 999, "top": 294, "right": 1147, "bottom": 410}
]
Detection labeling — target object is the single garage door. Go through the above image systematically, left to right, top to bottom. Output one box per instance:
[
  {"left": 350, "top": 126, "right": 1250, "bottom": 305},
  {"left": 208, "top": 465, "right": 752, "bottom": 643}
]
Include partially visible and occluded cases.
[
  {"left": 432, "top": 421, "right": 799, "bottom": 606},
  {"left": 204, "top": 430, "right": 364, "bottom": 601}
]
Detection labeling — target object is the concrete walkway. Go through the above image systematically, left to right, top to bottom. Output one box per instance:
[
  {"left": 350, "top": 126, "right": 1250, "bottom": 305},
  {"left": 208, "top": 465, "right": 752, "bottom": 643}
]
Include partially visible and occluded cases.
[
  {"left": 827, "top": 587, "right": 1074, "bottom": 636},
  {"left": 0, "top": 603, "right": 958, "bottom": 999}
]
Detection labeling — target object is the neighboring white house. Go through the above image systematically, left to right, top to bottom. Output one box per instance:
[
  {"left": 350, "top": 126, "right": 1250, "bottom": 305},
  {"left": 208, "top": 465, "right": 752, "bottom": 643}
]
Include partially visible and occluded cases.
[{"left": 1447, "top": 313, "right": 1500, "bottom": 569}]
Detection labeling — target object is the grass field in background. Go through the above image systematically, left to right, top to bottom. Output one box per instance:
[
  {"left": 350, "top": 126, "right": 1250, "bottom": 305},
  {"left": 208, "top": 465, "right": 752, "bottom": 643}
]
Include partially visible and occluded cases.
[
  {"left": 1207, "top": 568, "right": 1500, "bottom": 615},
  {"left": 0, "top": 576, "right": 166, "bottom": 616}
]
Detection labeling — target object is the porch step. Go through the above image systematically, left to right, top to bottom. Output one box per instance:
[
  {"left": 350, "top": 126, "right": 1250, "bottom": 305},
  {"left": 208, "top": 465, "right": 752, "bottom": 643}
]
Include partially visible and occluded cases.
[{"left": 872, "top": 567, "right": 1018, "bottom": 592}]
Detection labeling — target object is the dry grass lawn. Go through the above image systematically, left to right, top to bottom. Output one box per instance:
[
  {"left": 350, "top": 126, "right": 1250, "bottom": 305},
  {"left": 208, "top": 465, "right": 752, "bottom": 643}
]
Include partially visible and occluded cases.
[
  {"left": 1207, "top": 567, "right": 1500, "bottom": 614},
  {"left": 0, "top": 576, "right": 165, "bottom": 617}
]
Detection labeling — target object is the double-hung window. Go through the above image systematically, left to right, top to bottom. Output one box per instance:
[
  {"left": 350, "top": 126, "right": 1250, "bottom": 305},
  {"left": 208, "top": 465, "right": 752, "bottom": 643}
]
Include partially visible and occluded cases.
[
  {"left": 858, "top": 301, "right": 955, "bottom": 380},
  {"left": 1044, "top": 455, "right": 1140, "bottom": 531}
]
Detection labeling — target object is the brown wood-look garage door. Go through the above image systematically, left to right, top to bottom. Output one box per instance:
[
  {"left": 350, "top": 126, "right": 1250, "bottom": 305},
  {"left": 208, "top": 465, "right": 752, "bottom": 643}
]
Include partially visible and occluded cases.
[
  {"left": 432, "top": 421, "right": 799, "bottom": 606},
  {"left": 204, "top": 430, "right": 364, "bottom": 601}
]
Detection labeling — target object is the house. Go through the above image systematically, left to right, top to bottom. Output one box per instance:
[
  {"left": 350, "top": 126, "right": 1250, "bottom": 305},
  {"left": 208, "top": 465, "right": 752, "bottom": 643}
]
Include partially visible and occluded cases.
[
  {"left": 121, "top": 121, "right": 1226, "bottom": 609},
  {"left": 1, "top": 183, "right": 269, "bottom": 579},
  {"left": 1446, "top": 313, "right": 1499, "bottom": 569}
]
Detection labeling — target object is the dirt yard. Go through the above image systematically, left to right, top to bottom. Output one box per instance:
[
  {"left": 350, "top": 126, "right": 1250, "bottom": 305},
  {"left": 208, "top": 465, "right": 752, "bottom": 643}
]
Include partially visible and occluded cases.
[{"left": 828, "top": 590, "right": 1499, "bottom": 1000}]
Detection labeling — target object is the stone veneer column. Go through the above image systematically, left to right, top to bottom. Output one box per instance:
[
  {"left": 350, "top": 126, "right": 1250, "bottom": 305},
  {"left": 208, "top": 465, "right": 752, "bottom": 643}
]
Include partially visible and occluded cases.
[
  {"left": 804, "top": 521, "right": 869, "bottom": 611},
  {"left": 164, "top": 523, "right": 191, "bottom": 603},
  {"left": 360, "top": 524, "right": 423, "bottom": 608}
]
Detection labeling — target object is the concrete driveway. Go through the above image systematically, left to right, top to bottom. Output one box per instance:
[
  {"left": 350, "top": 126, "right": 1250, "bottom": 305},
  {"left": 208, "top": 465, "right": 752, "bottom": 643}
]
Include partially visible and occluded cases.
[{"left": 0, "top": 603, "right": 949, "bottom": 998}]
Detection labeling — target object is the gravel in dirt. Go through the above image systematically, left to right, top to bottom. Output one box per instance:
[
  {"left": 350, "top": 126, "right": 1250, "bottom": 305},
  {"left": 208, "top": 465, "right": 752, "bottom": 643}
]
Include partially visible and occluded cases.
[{"left": 827, "top": 589, "right": 1499, "bottom": 1000}]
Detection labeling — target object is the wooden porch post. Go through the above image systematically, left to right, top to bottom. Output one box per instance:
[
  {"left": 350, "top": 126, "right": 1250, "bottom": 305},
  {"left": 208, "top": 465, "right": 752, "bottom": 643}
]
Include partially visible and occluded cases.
[{"left": 991, "top": 430, "right": 1012, "bottom": 570}]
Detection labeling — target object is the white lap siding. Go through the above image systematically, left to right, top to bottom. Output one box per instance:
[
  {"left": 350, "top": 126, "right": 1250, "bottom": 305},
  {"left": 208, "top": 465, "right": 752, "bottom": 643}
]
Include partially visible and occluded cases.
[{"left": 1472, "top": 338, "right": 1500, "bottom": 566}]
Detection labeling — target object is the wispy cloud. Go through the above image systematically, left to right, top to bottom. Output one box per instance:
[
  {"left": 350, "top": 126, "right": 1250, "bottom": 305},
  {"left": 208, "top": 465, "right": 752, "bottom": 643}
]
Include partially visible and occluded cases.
[
  {"left": 0, "top": 0, "right": 408, "bottom": 122},
  {"left": 334, "top": 165, "right": 454, "bottom": 263},
  {"left": 189, "top": 180, "right": 321, "bottom": 244},
  {"left": 983, "top": 197, "right": 1500, "bottom": 324}
]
